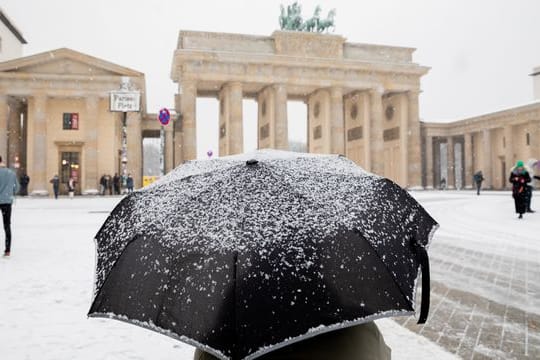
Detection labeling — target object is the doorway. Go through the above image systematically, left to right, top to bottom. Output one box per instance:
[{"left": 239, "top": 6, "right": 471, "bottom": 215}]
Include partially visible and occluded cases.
[{"left": 59, "top": 151, "right": 81, "bottom": 194}]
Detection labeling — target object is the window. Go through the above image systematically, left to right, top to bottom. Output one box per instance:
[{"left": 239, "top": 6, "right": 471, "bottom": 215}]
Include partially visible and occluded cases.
[
  {"left": 0, "top": 37, "right": 2, "bottom": 52},
  {"left": 63, "top": 113, "right": 79, "bottom": 130},
  {"left": 526, "top": 133, "right": 530, "bottom": 146}
]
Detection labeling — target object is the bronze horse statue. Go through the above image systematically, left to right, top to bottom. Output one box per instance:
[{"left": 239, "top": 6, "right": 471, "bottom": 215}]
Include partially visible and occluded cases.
[{"left": 279, "top": 3, "right": 336, "bottom": 33}]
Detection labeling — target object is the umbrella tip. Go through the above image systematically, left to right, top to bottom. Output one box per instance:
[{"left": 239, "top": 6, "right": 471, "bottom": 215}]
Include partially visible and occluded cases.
[{"left": 246, "top": 159, "right": 259, "bottom": 166}]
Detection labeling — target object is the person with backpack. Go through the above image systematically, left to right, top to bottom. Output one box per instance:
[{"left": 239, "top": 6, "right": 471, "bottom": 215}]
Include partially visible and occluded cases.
[{"left": 0, "top": 155, "right": 20, "bottom": 257}]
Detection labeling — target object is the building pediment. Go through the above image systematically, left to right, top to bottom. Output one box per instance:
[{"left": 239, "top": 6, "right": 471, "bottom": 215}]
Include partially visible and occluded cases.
[{"left": 0, "top": 48, "right": 143, "bottom": 77}]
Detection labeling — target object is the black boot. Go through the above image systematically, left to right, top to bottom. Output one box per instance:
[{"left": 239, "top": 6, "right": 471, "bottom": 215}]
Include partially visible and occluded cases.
[{"left": 518, "top": 213, "right": 523, "bottom": 219}]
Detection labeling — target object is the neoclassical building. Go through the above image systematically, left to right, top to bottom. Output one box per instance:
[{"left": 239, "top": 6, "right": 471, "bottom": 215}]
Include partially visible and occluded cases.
[
  {"left": 3, "top": 24, "right": 536, "bottom": 194},
  {"left": 171, "top": 30, "right": 429, "bottom": 188},
  {"left": 0, "top": 48, "right": 148, "bottom": 195},
  {"left": 422, "top": 70, "right": 540, "bottom": 190}
]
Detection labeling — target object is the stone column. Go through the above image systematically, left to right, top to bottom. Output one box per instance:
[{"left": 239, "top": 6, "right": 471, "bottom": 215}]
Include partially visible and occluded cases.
[
  {"left": 179, "top": 80, "right": 197, "bottom": 163},
  {"left": 220, "top": 82, "right": 243, "bottom": 156},
  {"left": 228, "top": 82, "right": 243, "bottom": 155},
  {"left": 273, "top": 84, "right": 288, "bottom": 150},
  {"left": 329, "top": 87, "right": 345, "bottom": 155},
  {"left": 257, "top": 88, "right": 271, "bottom": 149},
  {"left": 369, "top": 88, "right": 384, "bottom": 175},
  {"left": 307, "top": 90, "right": 331, "bottom": 154},
  {"left": 407, "top": 90, "right": 422, "bottom": 188},
  {"left": 362, "top": 92, "right": 371, "bottom": 171},
  {"left": 30, "top": 94, "right": 48, "bottom": 195},
  {"left": 173, "top": 94, "right": 182, "bottom": 166},
  {"left": 399, "top": 94, "right": 409, "bottom": 187},
  {"left": 0, "top": 95, "right": 8, "bottom": 162},
  {"left": 83, "top": 96, "right": 99, "bottom": 193},
  {"left": 7, "top": 99, "right": 22, "bottom": 172},
  {"left": 528, "top": 121, "right": 540, "bottom": 167},
  {"left": 164, "top": 124, "right": 174, "bottom": 173},
  {"left": 504, "top": 125, "right": 514, "bottom": 176},
  {"left": 482, "top": 129, "right": 493, "bottom": 189},
  {"left": 463, "top": 133, "right": 473, "bottom": 189},
  {"left": 425, "top": 136, "right": 434, "bottom": 189},
  {"left": 446, "top": 136, "right": 455, "bottom": 189}
]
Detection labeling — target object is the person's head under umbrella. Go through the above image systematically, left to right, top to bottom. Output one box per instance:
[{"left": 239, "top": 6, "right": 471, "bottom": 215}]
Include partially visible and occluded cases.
[{"left": 194, "top": 321, "right": 391, "bottom": 359}]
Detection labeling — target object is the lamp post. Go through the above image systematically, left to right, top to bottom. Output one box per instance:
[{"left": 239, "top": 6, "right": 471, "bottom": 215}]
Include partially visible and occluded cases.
[{"left": 110, "top": 77, "right": 140, "bottom": 189}]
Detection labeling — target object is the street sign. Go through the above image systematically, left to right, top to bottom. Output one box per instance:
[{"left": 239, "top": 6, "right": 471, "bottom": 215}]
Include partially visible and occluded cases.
[
  {"left": 110, "top": 91, "right": 141, "bottom": 112},
  {"left": 158, "top": 108, "right": 171, "bottom": 125}
]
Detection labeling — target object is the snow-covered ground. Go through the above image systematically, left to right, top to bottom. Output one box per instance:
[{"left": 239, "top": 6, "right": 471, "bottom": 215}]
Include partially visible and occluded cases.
[{"left": 5, "top": 189, "right": 537, "bottom": 360}]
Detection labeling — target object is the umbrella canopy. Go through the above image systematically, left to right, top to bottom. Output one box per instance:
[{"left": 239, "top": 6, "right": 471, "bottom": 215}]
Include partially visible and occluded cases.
[{"left": 88, "top": 150, "right": 438, "bottom": 360}]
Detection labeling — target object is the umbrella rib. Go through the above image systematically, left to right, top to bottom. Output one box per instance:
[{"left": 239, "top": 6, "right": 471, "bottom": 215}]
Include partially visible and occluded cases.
[
  {"left": 354, "top": 229, "right": 414, "bottom": 312},
  {"left": 89, "top": 234, "right": 142, "bottom": 312}
]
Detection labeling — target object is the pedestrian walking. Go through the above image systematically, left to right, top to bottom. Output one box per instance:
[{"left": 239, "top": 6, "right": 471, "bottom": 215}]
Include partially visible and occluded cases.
[
  {"left": 0, "top": 155, "right": 20, "bottom": 257},
  {"left": 509, "top": 160, "right": 531, "bottom": 219},
  {"left": 473, "top": 171, "right": 484, "bottom": 195},
  {"left": 19, "top": 173, "right": 30, "bottom": 196},
  {"left": 113, "top": 173, "right": 121, "bottom": 195},
  {"left": 106, "top": 174, "right": 113, "bottom": 195},
  {"left": 126, "top": 174, "right": 134, "bottom": 193},
  {"left": 49, "top": 175, "right": 60, "bottom": 199},
  {"left": 99, "top": 175, "right": 107, "bottom": 196},
  {"left": 68, "top": 177, "right": 76, "bottom": 199},
  {"left": 440, "top": 177, "right": 446, "bottom": 190}
]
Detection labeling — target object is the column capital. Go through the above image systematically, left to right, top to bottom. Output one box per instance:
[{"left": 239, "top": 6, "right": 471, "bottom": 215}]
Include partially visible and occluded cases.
[
  {"left": 178, "top": 80, "right": 197, "bottom": 94},
  {"left": 224, "top": 81, "right": 243, "bottom": 90},
  {"left": 368, "top": 85, "right": 385, "bottom": 96},
  {"left": 329, "top": 86, "right": 343, "bottom": 98}
]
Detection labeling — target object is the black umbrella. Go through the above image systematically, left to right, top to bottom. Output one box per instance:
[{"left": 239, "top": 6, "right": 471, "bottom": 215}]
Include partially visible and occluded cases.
[{"left": 88, "top": 150, "right": 438, "bottom": 360}]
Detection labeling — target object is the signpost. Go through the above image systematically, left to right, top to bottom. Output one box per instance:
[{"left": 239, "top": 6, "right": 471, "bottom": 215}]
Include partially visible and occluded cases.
[
  {"left": 110, "top": 78, "right": 141, "bottom": 188},
  {"left": 158, "top": 108, "right": 171, "bottom": 176}
]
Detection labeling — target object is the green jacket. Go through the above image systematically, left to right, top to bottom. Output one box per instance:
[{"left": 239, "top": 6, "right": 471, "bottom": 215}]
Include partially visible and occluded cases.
[
  {"left": 0, "top": 165, "right": 20, "bottom": 204},
  {"left": 194, "top": 322, "right": 391, "bottom": 360}
]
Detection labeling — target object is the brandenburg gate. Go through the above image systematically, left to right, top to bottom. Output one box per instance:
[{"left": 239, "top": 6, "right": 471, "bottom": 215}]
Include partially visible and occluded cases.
[{"left": 171, "top": 30, "right": 429, "bottom": 188}]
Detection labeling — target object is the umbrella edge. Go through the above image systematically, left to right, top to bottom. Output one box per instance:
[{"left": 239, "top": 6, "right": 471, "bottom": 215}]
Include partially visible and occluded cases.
[
  {"left": 244, "top": 309, "right": 414, "bottom": 360},
  {"left": 87, "top": 312, "right": 230, "bottom": 360}
]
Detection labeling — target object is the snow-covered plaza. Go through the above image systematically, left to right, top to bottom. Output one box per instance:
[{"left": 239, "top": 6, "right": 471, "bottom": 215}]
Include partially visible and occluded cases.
[{"left": 1, "top": 190, "right": 539, "bottom": 359}]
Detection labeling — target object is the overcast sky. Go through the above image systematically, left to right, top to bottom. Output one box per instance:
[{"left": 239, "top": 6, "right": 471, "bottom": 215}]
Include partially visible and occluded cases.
[{"left": 2, "top": 0, "right": 539, "bottom": 158}]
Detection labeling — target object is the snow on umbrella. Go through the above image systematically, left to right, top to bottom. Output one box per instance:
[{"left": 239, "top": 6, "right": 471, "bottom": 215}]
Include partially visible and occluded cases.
[{"left": 88, "top": 149, "right": 438, "bottom": 360}]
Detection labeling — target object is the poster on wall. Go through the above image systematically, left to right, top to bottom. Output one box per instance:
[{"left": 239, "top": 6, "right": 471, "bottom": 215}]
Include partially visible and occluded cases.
[{"left": 71, "top": 113, "right": 79, "bottom": 129}]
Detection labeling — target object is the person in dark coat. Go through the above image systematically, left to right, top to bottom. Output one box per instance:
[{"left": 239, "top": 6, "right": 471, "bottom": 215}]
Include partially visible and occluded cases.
[
  {"left": 509, "top": 160, "right": 531, "bottom": 219},
  {"left": 473, "top": 171, "right": 484, "bottom": 195},
  {"left": 19, "top": 173, "right": 30, "bottom": 196},
  {"left": 113, "top": 173, "right": 121, "bottom": 195},
  {"left": 126, "top": 174, "right": 134, "bottom": 193},
  {"left": 49, "top": 175, "right": 60, "bottom": 199},
  {"left": 99, "top": 175, "right": 107, "bottom": 196},
  {"left": 107, "top": 175, "right": 112, "bottom": 195},
  {"left": 193, "top": 322, "right": 391, "bottom": 360}
]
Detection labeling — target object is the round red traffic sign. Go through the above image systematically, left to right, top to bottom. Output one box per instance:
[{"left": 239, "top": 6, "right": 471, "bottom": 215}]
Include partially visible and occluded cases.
[{"left": 158, "top": 108, "right": 170, "bottom": 125}]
